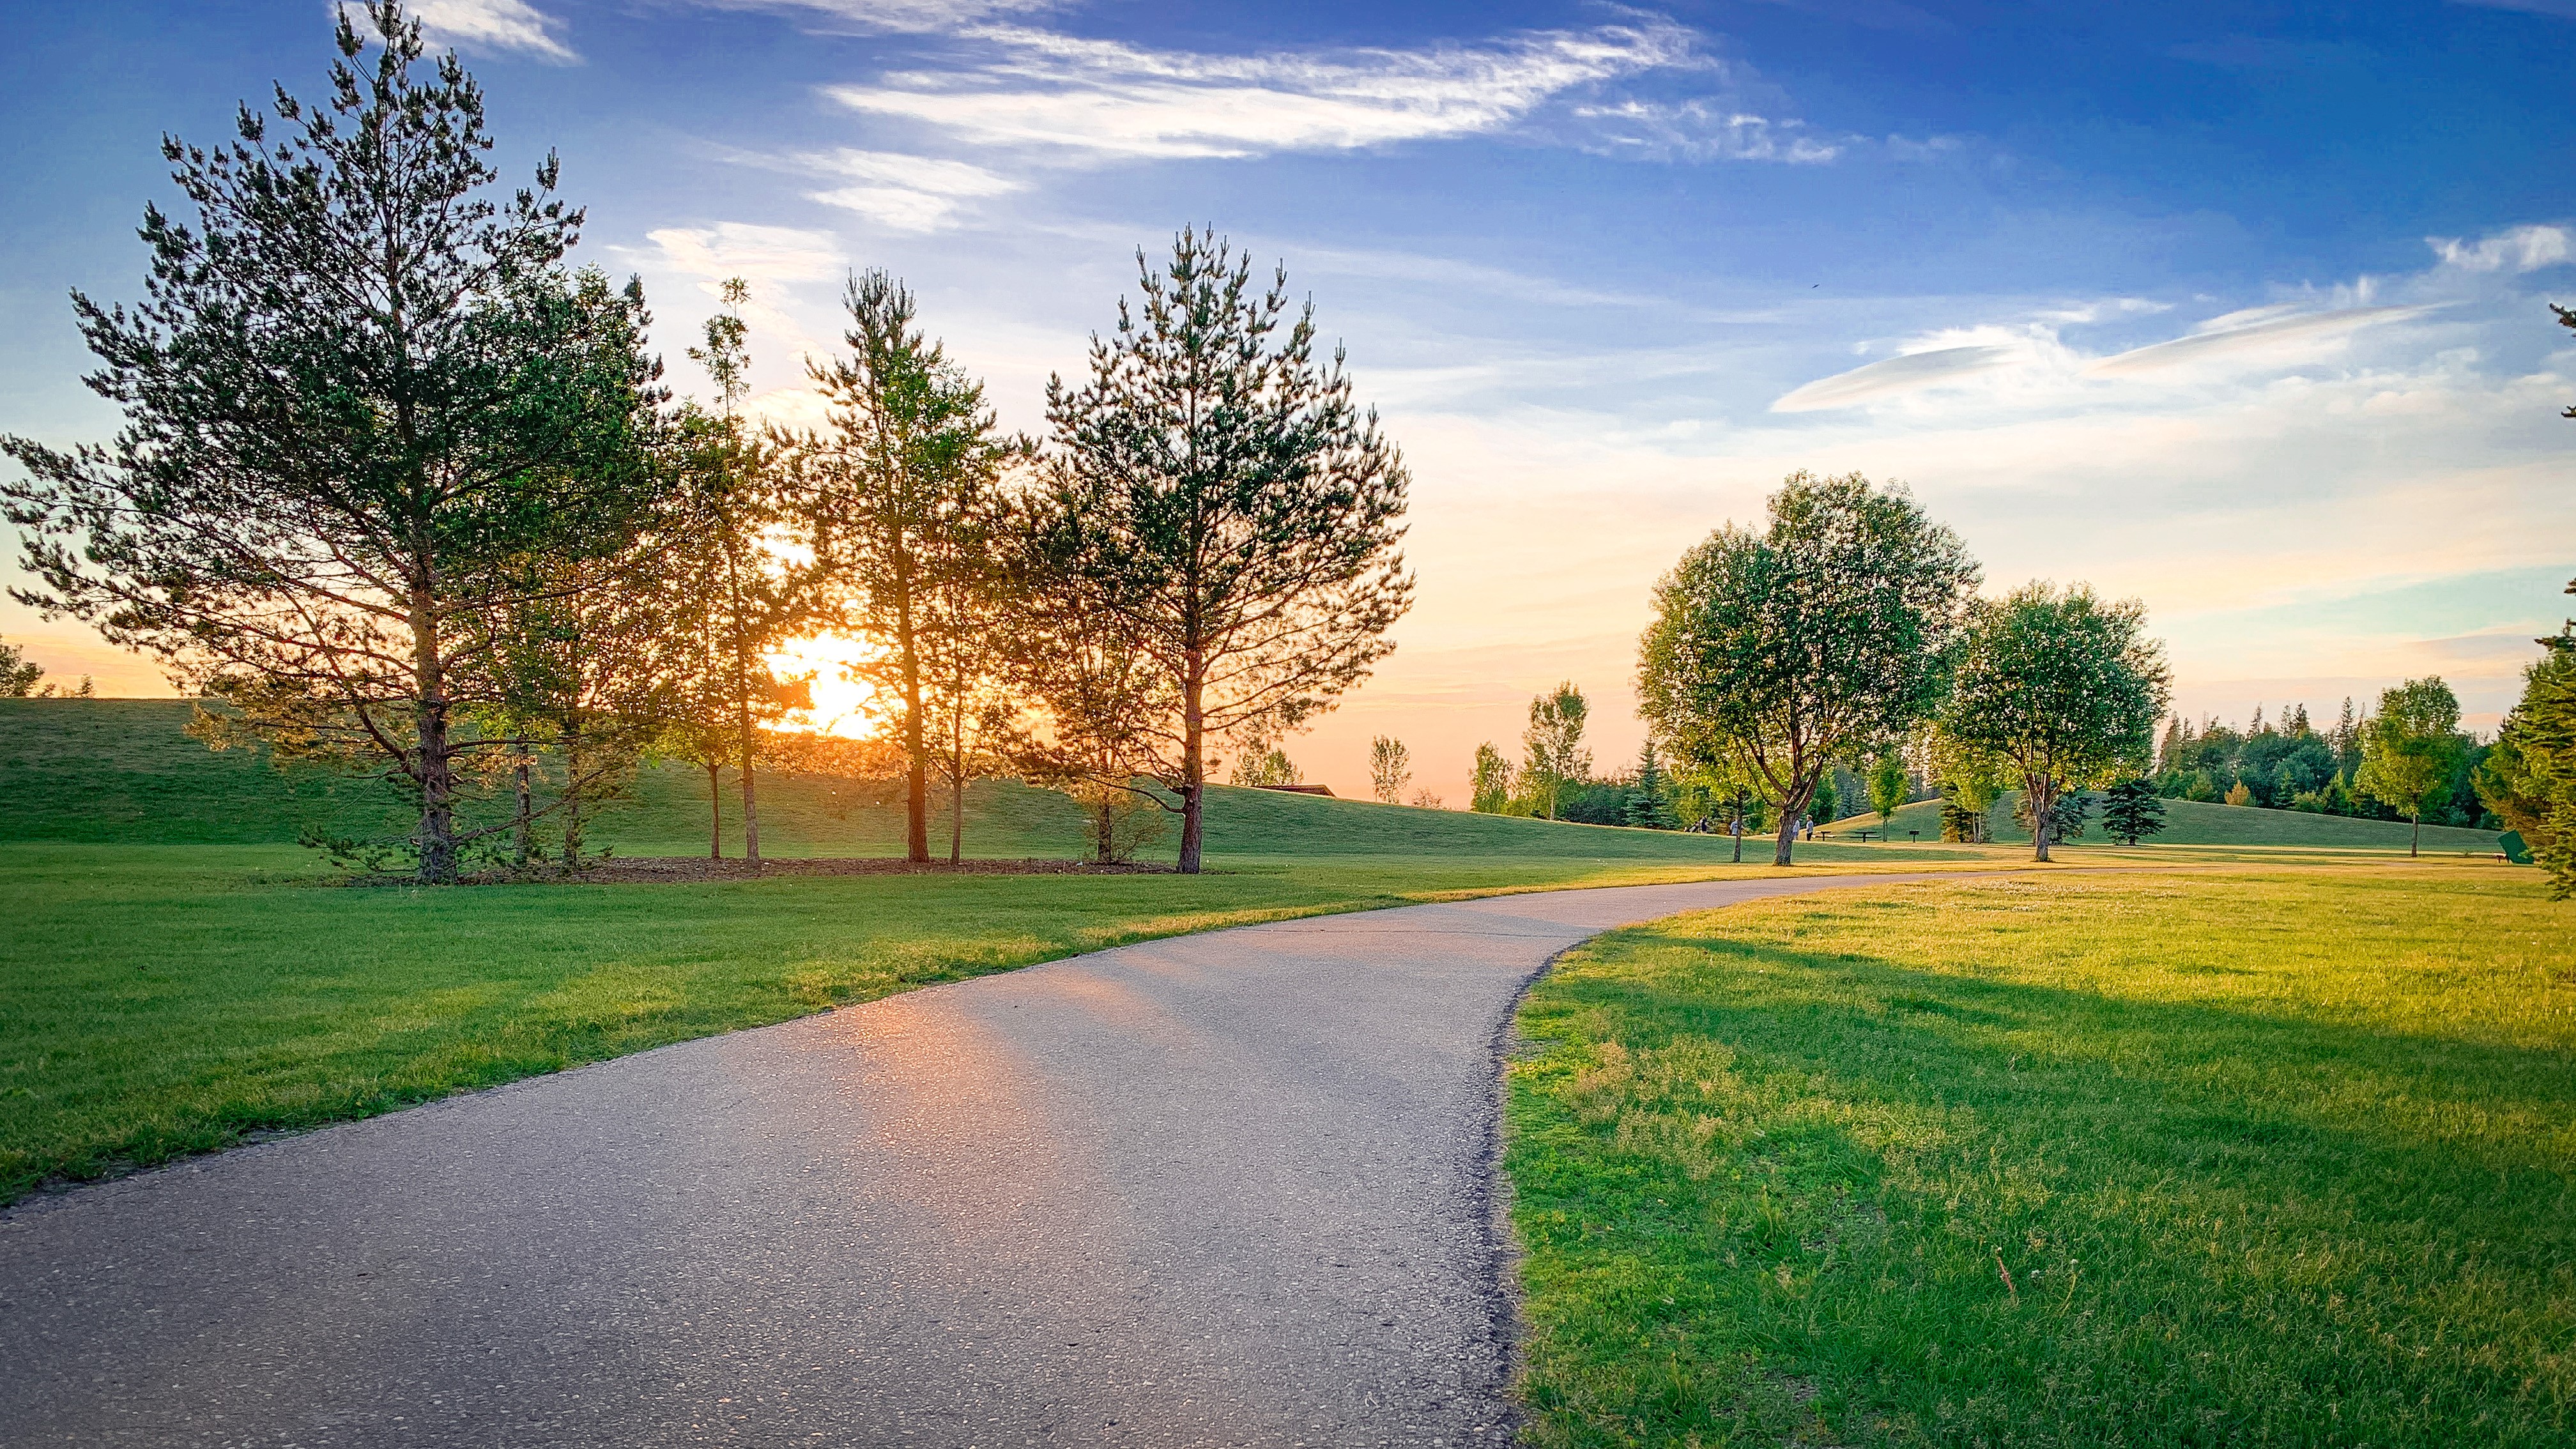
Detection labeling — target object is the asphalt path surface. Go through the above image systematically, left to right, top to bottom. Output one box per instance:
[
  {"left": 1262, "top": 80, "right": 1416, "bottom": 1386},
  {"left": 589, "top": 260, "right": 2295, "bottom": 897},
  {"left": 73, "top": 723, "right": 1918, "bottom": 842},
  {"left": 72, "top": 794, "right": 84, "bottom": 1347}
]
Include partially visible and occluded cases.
[{"left": 1, "top": 873, "right": 1933, "bottom": 1448}]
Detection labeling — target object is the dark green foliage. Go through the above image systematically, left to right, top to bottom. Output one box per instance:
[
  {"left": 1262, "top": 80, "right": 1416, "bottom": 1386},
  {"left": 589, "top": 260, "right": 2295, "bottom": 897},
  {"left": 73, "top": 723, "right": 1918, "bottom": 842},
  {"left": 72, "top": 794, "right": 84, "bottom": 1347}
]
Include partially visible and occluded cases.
[
  {"left": 0, "top": 3, "right": 671, "bottom": 882},
  {"left": 1027, "top": 229, "right": 1411, "bottom": 873},
  {"left": 2480, "top": 644, "right": 2576, "bottom": 896},
  {"left": 2101, "top": 776, "right": 2167, "bottom": 844}
]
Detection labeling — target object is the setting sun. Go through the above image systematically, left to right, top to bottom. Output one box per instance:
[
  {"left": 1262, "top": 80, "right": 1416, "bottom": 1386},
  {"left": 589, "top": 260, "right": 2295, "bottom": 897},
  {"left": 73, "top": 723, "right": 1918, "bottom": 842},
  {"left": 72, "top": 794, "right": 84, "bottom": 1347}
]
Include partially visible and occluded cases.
[{"left": 768, "top": 632, "right": 893, "bottom": 740}]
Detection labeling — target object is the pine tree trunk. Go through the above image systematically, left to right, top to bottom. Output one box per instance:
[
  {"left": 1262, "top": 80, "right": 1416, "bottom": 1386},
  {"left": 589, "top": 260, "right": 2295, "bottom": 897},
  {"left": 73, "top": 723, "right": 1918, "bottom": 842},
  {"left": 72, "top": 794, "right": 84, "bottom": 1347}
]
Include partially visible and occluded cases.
[
  {"left": 410, "top": 586, "right": 457, "bottom": 885},
  {"left": 900, "top": 599, "right": 928, "bottom": 864},
  {"left": 1178, "top": 656, "right": 1206, "bottom": 874},
  {"left": 738, "top": 696, "right": 761, "bottom": 870},
  {"left": 707, "top": 762, "right": 723, "bottom": 859},
  {"left": 949, "top": 762, "right": 965, "bottom": 868},
  {"left": 2030, "top": 779, "right": 2053, "bottom": 862},
  {"left": 1094, "top": 797, "right": 1114, "bottom": 864},
  {"left": 2411, "top": 810, "right": 2420, "bottom": 857}
]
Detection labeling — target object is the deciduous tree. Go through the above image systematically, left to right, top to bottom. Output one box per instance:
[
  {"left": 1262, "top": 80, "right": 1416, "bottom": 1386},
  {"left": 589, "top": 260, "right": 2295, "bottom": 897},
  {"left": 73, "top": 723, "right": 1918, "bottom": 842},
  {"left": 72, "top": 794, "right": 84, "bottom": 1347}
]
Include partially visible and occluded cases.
[
  {"left": 1028, "top": 229, "right": 1411, "bottom": 872},
  {"left": 1638, "top": 472, "right": 1977, "bottom": 865},
  {"left": 1936, "top": 582, "right": 2170, "bottom": 862},
  {"left": 2356, "top": 677, "right": 2465, "bottom": 857},
  {"left": 1522, "top": 682, "right": 1590, "bottom": 820},
  {"left": 1369, "top": 735, "right": 1412, "bottom": 804},
  {"left": 1470, "top": 742, "right": 1515, "bottom": 815}
]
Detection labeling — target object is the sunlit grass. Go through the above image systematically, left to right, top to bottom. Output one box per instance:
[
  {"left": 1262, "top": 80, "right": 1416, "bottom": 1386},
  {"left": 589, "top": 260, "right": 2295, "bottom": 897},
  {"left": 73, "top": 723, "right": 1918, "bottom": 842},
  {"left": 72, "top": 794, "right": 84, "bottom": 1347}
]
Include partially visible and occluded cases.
[{"left": 1507, "top": 866, "right": 2575, "bottom": 1448}]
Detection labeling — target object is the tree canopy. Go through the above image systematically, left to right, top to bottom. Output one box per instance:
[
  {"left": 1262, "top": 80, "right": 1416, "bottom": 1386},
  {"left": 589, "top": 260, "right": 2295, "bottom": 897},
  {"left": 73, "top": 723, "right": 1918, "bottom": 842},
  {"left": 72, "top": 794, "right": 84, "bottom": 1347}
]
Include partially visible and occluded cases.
[
  {"left": 1025, "top": 229, "right": 1411, "bottom": 871},
  {"left": 1637, "top": 471, "right": 1977, "bottom": 865},
  {"left": 1935, "top": 582, "right": 2170, "bottom": 862}
]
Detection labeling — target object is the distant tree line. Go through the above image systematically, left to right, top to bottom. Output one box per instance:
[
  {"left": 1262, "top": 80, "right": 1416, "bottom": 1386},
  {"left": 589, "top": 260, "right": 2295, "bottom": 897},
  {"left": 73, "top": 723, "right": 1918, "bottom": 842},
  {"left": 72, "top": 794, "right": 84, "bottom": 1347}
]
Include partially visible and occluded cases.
[{"left": 0, "top": 4, "right": 1409, "bottom": 883}]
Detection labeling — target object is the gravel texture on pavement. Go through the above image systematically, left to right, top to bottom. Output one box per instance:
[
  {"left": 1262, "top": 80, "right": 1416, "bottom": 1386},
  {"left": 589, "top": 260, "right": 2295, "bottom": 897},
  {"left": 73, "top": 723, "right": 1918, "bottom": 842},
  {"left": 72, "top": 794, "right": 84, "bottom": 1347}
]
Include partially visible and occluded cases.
[{"left": 0, "top": 874, "right": 1920, "bottom": 1447}]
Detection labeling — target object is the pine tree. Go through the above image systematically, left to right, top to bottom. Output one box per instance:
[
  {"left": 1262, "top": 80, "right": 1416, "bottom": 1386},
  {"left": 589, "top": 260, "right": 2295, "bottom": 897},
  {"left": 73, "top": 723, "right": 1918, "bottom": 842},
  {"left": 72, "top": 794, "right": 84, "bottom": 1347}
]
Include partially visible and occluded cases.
[
  {"left": 1, "top": 4, "right": 671, "bottom": 883},
  {"left": 1026, "top": 230, "right": 1411, "bottom": 872},
  {"left": 795, "top": 270, "right": 1011, "bottom": 864},
  {"left": 1624, "top": 740, "right": 1675, "bottom": 828},
  {"left": 2100, "top": 777, "right": 2166, "bottom": 844}
]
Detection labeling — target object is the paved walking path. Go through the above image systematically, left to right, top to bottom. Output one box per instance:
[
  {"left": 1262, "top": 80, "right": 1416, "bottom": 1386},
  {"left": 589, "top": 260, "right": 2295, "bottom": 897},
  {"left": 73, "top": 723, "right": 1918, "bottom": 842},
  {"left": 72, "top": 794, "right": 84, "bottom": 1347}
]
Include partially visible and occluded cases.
[{"left": 0, "top": 873, "right": 1933, "bottom": 1447}]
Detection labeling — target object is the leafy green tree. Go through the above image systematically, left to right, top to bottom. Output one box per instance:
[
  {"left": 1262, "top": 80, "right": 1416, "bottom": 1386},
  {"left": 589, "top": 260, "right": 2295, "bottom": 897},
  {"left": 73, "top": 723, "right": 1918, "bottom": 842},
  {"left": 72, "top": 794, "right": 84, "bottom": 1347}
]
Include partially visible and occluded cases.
[
  {"left": 1, "top": 4, "right": 668, "bottom": 883},
  {"left": 1027, "top": 229, "right": 1411, "bottom": 873},
  {"left": 795, "top": 270, "right": 1012, "bottom": 864},
  {"left": 663, "top": 279, "right": 814, "bottom": 864},
  {"left": 1639, "top": 471, "right": 1977, "bottom": 865},
  {"left": 1936, "top": 582, "right": 2170, "bottom": 862},
  {"left": 1, "top": 636, "right": 48, "bottom": 696},
  {"left": 2479, "top": 645, "right": 2576, "bottom": 895},
  {"left": 2355, "top": 677, "right": 2466, "bottom": 857},
  {"left": 1522, "top": 682, "right": 1591, "bottom": 819},
  {"left": 1926, "top": 731, "right": 2007, "bottom": 843},
  {"left": 1368, "top": 735, "right": 1413, "bottom": 804},
  {"left": 1469, "top": 742, "right": 1516, "bottom": 815},
  {"left": 1230, "top": 744, "right": 1303, "bottom": 787},
  {"left": 1867, "top": 749, "right": 1910, "bottom": 826},
  {"left": 2100, "top": 777, "right": 2166, "bottom": 845}
]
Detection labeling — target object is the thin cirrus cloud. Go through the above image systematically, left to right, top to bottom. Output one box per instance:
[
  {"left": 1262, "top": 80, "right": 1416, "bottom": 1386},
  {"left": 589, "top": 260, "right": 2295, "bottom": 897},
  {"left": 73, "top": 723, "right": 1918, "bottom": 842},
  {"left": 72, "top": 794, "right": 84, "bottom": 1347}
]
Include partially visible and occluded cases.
[
  {"left": 404, "top": 0, "right": 578, "bottom": 61},
  {"left": 689, "top": 0, "right": 1064, "bottom": 31},
  {"left": 820, "top": 20, "right": 1715, "bottom": 160},
  {"left": 1569, "top": 99, "right": 1843, "bottom": 163},
  {"left": 801, "top": 148, "right": 1023, "bottom": 231},
  {"left": 1771, "top": 302, "right": 2438, "bottom": 410},
  {"left": 2082, "top": 303, "right": 2436, "bottom": 377},
  {"left": 1769, "top": 344, "right": 2020, "bottom": 411}
]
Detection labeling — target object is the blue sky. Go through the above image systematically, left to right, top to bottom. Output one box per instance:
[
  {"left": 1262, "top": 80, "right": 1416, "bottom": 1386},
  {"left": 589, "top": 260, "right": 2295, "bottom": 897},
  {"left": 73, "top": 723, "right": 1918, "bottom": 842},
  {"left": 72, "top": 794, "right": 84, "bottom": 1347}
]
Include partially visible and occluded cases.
[{"left": 5, "top": 0, "right": 2572, "bottom": 801}]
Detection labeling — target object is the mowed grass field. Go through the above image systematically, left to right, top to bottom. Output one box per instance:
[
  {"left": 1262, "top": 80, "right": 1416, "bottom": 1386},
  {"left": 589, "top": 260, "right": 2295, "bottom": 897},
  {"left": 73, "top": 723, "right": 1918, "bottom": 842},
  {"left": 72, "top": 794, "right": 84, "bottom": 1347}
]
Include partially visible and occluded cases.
[
  {"left": 2, "top": 699, "right": 1998, "bottom": 1205},
  {"left": 0, "top": 700, "right": 2523, "bottom": 1213},
  {"left": 1835, "top": 792, "right": 2505, "bottom": 853},
  {"left": 1508, "top": 868, "right": 2575, "bottom": 1448}
]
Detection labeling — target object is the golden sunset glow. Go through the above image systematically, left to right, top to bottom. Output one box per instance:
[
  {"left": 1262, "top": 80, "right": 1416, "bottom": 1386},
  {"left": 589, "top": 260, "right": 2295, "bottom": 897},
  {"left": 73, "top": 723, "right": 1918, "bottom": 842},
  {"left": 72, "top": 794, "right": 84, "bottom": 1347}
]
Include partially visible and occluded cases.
[{"left": 768, "top": 631, "right": 894, "bottom": 740}]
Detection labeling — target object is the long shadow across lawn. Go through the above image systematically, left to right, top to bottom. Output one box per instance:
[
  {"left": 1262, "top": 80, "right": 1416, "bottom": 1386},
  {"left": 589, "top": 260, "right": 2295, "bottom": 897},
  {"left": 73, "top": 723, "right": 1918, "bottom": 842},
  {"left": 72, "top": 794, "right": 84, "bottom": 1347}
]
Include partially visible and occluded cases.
[{"left": 1511, "top": 917, "right": 2576, "bottom": 1449}]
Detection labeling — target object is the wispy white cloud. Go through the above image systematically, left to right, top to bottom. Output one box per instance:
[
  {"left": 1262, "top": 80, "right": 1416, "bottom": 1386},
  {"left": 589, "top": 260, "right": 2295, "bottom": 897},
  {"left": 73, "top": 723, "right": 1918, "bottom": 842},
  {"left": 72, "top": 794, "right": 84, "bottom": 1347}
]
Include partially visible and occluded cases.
[
  {"left": 402, "top": 0, "right": 577, "bottom": 61},
  {"left": 689, "top": 0, "right": 1062, "bottom": 32},
  {"left": 822, "top": 20, "right": 1712, "bottom": 160},
  {"left": 1568, "top": 98, "right": 1841, "bottom": 163},
  {"left": 801, "top": 148, "right": 1022, "bottom": 231},
  {"left": 632, "top": 221, "right": 846, "bottom": 291},
  {"left": 2428, "top": 222, "right": 2573, "bottom": 272},
  {"left": 2084, "top": 303, "right": 2435, "bottom": 376},
  {"left": 1771, "top": 344, "right": 2018, "bottom": 411}
]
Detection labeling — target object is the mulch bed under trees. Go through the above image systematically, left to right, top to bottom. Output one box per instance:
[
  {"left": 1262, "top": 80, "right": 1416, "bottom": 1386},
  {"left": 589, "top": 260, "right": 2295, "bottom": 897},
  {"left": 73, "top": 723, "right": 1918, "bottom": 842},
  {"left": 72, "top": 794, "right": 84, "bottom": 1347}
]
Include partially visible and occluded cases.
[{"left": 449, "top": 857, "right": 1177, "bottom": 885}]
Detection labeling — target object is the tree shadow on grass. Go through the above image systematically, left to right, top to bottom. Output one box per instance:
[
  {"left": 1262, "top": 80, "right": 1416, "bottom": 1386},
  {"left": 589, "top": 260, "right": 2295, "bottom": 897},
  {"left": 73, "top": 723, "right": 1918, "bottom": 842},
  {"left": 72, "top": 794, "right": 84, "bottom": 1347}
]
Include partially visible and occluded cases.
[{"left": 1513, "top": 931, "right": 2576, "bottom": 1448}]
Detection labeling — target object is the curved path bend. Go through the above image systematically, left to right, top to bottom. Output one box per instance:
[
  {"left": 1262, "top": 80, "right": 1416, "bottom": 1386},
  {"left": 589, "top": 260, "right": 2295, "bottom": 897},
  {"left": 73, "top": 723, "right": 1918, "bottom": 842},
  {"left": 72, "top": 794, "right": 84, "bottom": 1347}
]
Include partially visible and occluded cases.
[{"left": 1, "top": 873, "right": 1942, "bottom": 1448}]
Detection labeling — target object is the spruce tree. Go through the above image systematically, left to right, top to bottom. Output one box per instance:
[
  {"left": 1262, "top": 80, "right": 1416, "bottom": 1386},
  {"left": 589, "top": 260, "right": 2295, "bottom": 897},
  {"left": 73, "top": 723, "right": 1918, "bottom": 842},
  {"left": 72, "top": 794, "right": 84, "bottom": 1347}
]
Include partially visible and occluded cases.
[{"left": 2100, "top": 777, "right": 2166, "bottom": 844}]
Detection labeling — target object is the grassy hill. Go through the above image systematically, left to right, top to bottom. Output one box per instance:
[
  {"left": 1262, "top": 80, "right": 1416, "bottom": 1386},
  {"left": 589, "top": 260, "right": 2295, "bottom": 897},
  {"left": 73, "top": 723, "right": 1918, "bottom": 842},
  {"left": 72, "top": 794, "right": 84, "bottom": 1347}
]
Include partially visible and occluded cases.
[
  {"left": 1, "top": 698, "right": 1795, "bottom": 863},
  {"left": 1827, "top": 791, "right": 2504, "bottom": 854}
]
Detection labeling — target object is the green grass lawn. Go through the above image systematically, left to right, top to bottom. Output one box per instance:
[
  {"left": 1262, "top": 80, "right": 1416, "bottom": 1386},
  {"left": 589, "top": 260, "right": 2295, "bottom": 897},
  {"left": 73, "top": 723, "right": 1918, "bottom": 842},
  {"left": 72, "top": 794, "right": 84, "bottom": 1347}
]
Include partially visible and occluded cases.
[
  {"left": 0, "top": 701, "right": 2532, "bottom": 1213},
  {"left": 1832, "top": 792, "right": 2503, "bottom": 854},
  {"left": 1507, "top": 867, "right": 2575, "bottom": 1448}
]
